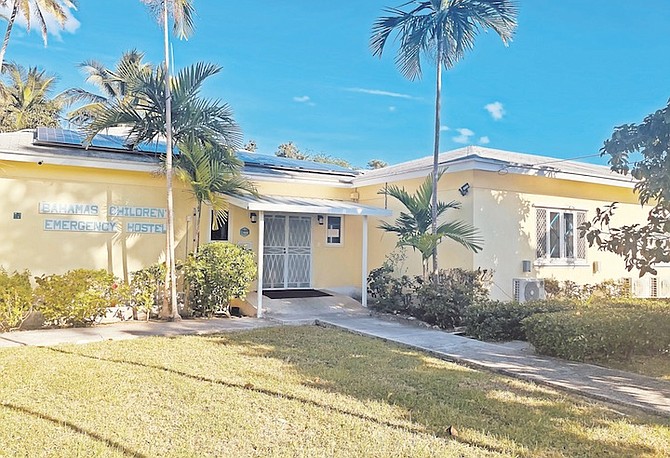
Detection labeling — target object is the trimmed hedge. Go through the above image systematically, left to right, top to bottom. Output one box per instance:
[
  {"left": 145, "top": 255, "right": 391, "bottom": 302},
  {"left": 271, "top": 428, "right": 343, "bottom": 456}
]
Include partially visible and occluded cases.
[
  {"left": 35, "top": 269, "right": 128, "bottom": 326},
  {"left": 464, "top": 300, "right": 574, "bottom": 341},
  {"left": 522, "top": 308, "right": 670, "bottom": 361}
]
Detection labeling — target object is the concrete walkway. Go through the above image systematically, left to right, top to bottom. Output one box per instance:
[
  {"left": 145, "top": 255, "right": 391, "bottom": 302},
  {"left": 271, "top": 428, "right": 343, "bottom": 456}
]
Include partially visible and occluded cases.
[
  {"left": 316, "top": 315, "right": 670, "bottom": 418},
  {"left": 0, "top": 317, "right": 273, "bottom": 348}
]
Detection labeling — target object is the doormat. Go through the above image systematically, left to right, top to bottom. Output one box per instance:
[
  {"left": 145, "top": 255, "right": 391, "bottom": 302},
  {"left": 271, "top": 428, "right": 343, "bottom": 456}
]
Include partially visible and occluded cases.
[{"left": 263, "top": 289, "right": 332, "bottom": 299}]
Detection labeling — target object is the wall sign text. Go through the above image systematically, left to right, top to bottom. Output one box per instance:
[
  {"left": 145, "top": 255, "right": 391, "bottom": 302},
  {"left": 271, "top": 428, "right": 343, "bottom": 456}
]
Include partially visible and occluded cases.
[
  {"left": 39, "top": 202, "right": 99, "bottom": 216},
  {"left": 44, "top": 219, "right": 118, "bottom": 233}
]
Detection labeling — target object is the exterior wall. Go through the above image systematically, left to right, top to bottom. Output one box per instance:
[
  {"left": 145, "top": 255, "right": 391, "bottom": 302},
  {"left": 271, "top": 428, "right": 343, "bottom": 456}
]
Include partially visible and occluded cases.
[
  {"left": 3, "top": 151, "right": 662, "bottom": 303},
  {"left": 0, "top": 160, "right": 196, "bottom": 282},
  {"left": 358, "top": 170, "right": 476, "bottom": 279},
  {"left": 470, "top": 170, "right": 669, "bottom": 300},
  {"left": 199, "top": 180, "right": 365, "bottom": 295}
]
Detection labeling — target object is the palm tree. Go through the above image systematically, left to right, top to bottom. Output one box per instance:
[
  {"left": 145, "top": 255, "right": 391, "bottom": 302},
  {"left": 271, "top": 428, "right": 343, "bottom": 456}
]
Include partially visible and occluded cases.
[
  {"left": 0, "top": 0, "right": 77, "bottom": 70},
  {"left": 139, "top": 0, "right": 194, "bottom": 320},
  {"left": 371, "top": 0, "right": 517, "bottom": 279},
  {"left": 63, "top": 50, "right": 151, "bottom": 126},
  {"left": 84, "top": 61, "right": 241, "bottom": 320},
  {"left": 0, "top": 62, "right": 65, "bottom": 131},
  {"left": 174, "top": 137, "right": 256, "bottom": 254},
  {"left": 378, "top": 171, "right": 483, "bottom": 279}
]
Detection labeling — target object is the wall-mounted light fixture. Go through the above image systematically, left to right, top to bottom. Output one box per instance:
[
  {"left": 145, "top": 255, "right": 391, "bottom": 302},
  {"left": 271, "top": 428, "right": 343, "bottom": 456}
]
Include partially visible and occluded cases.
[
  {"left": 458, "top": 183, "right": 471, "bottom": 196},
  {"left": 249, "top": 212, "right": 257, "bottom": 224},
  {"left": 317, "top": 215, "right": 324, "bottom": 225}
]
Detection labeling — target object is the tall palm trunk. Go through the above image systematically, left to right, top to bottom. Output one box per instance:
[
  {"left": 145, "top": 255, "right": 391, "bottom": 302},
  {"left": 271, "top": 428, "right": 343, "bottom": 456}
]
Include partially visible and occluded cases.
[
  {"left": 0, "top": 1, "right": 19, "bottom": 71},
  {"left": 163, "top": 2, "right": 180, "bottom": 321},
  {"left": 431, "top": 40, "right": 443, "bottom": 283}
]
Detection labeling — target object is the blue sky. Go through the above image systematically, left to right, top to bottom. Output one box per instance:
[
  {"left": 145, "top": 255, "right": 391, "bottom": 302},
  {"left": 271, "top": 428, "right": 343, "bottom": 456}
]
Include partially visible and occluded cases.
[{"left": 4, "top": 1, "right": 670, "bottom": 168}]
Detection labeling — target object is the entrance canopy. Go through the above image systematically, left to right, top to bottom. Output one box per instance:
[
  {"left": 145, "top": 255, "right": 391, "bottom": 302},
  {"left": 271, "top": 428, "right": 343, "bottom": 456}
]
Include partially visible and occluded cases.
[
  {"left": 224, "top": 194, "right": 390, "bottom": 318},
  {"left": 225, "top": 194, "right": 391, "bottom": 217}
]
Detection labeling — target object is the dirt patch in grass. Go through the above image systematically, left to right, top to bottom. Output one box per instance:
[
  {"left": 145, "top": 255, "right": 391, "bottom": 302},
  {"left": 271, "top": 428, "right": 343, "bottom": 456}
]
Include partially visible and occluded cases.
[{"left": 0, "top": 326, "right": 668, "bottom": 457}]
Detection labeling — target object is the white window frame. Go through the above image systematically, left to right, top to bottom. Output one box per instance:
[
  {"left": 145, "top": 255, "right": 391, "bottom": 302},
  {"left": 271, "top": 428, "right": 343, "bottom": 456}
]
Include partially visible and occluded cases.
[
  {"left": 535, "top": 207, "right": 587, "bottom": 266},
  {"left": 326, "top": 215, "right": 343, "bottom": 246}
]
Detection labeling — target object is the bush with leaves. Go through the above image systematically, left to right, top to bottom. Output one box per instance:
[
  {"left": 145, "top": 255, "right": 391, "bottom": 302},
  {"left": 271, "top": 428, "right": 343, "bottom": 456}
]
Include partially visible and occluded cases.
[
  {"left": 182, "top": 242, "right": 256, "bottom": 317},
  {"left": 367, "top": 250, "right": 416, "bottom": 313},
  {"left": 129, "top": 263, "right": 166, "bottom": 320},
  {"left": 0, "top": 268, "right": 33, "bottom": 331},
  {"left": 412, "top": 268, "right": 492, "bottom": 329},
  {"left": 35, "top": 269, "right": 129, "bottom": 326},
  {"left": 544, "top": 278, "right": 629, "bottom": 303},
  {"left": 464, "top": 299, "right": 575, "bottom": 341},
  {"left": 523, "top": 308, "right": 670, "bottom": 362}
]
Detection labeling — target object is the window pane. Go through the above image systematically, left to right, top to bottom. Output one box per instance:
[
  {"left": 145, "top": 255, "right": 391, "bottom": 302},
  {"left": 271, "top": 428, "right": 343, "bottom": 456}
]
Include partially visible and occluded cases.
[
  {"left": 211, "top": 210, "right": 229, "bottom": 241},
  {"left": 549, "top": 212, "right": 560, "bottom": 258},
  {"left": 564, "top": 213, "right": 574, "bottom": 258},
  {"left": 327, "top": 216, "right": 341, "bottom": 244}
]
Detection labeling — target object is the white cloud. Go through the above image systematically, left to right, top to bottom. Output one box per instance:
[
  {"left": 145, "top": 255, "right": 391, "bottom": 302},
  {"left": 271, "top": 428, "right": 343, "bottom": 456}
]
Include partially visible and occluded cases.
[
  {"left": 0, "top": 4, "right": 80, "bottom": 41},
  {"left": 346, "top": 87, "right": 416, "bottom": 99},
  {"left": 293, "top": 96, "right": 311, "bottom": 103},
  {"left": 484, "top": 101, "right": 505, "bottom": 121},
  {"left": 388, "top": 106, "right": 397, "bottom": 112},
  {"left": 440, "top": 125, "right": 450, "bottom": 131},
  {"left": 453, "top": 128, "right": 475, "bottom": 144},
  {"left": 479, "top": 136, "right": 491, "bottom": 145}
]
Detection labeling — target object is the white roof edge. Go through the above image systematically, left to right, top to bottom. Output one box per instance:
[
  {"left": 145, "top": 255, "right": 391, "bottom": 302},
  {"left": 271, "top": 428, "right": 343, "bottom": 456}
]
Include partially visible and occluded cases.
[
  {"left": 0, "top": 150, "right": 159, "bottom": 173},
  {"left": 353, "top": 151, "right": 636, "bottom": 189},
  {"left": 225, "top": 194, "right": 392, "bottom": 217}
]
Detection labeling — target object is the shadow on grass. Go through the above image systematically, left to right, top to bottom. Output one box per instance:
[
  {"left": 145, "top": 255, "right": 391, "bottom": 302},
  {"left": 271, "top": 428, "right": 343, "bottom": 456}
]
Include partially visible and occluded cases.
[
  {"left": 49, "top": 327, "right": 667, "bottom": 458},
  {"left": 219, "top": 328, "right": 665, "bottom": 457},
  {"left": 46, "top": 347, "right": 442, "bottom": 443},
  {"left": 0, "top": 401, "right": 146, "bottom": 458}
]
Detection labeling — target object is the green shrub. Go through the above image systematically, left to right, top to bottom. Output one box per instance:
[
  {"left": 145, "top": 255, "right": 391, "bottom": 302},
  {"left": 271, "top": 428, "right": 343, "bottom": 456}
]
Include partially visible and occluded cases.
[
  {"left": 182, "top": 242, "right": 256, "bottom": 317},
  {"left": 129, "top": 263, "right": 166, "bottom": 319},
  {"left": 367, "top": 265, "right": 416, "bottom": 314},
  {"left": 0, "top": 268, "right": 33, "bottom": 331},
  {"left": 412, "top": 268, "right": 491, "bottom": 329},
  {"left": 35, "top": 269, "right": 128, "bottom": 326},
  {"left": 544, "top": 278, "right": 629, "bottom": 302},
  {"left": 464, "top": 299, "right": 574, "bottom": 341},
  {"left": 523, "top": 308, "right": 670, "bottom": 362}
]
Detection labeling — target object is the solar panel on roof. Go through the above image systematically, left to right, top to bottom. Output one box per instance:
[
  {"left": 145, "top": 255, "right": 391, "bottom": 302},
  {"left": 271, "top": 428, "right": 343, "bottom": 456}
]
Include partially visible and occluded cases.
[
  {"left": 34, "top": 127, "right": 166, "bottom": 155},
  {"left": 236, "top": 151, "right": 354, "bottom": 174}
]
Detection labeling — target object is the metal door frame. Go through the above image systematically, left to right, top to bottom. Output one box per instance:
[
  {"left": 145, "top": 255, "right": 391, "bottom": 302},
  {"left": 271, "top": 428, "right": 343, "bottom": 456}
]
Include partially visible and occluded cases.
[{"left": 263, "top": 212, "right": 313, "bottom": 289}]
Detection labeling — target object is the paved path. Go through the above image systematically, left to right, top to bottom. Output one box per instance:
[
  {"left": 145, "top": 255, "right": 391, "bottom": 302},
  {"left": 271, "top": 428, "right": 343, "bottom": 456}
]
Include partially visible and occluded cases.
[
  {"left": 317, "top": 316, "right": 670, "bottom": 418},
  {"left": 0, "top": 317, "right": 273, "bottom": 348}
]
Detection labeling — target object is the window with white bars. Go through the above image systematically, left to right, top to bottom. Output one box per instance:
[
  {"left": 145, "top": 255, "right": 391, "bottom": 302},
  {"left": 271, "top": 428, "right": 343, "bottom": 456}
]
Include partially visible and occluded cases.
[{"left": 536, "top": 208, "right": 587, "bottom": 262}]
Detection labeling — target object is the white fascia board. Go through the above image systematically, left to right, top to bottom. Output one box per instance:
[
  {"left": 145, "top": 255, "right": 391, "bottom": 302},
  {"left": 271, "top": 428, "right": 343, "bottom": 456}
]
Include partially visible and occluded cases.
[
  {"left": 0, "top": 150, "right": 159, "bottom": 173},
  {"left": 354, "top": 156, "right": 637, "bottom": 189},
  {"left": 225, "top": 195, "right": 392, "bottom": 217}
]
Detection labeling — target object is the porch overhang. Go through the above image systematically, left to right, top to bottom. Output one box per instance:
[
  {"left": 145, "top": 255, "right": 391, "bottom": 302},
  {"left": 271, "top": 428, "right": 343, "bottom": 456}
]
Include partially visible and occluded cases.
[{"left": 225, "top": 194, "right": 392, "bottom": 217}]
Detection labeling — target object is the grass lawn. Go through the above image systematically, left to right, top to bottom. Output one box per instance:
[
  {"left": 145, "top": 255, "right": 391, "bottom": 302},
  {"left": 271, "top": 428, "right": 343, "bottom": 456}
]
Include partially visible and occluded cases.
[
  {"left": 0, "top": 326, "right": 668, "bottom": 457},
  {"left": 597, "top": 355, "right": 670, "bottom": 382}
]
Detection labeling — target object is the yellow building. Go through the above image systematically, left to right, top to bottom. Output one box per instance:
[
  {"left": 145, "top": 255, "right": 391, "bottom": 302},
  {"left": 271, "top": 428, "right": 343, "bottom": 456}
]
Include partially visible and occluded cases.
[{"left": 0, "top": 128, "right": 663, "bottom": 310}]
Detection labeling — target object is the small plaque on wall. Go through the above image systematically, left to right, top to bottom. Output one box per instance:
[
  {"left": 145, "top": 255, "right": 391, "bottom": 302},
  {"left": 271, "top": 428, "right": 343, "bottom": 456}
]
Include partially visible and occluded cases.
[{"left": 240, "top": 227, "right": 250, "bottom": 237}]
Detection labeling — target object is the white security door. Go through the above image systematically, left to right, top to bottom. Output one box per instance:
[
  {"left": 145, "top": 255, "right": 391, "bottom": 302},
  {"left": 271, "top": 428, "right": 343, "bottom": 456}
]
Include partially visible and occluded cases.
[{"left": 263, "top": 214, "right": 312, "bottom": 289}]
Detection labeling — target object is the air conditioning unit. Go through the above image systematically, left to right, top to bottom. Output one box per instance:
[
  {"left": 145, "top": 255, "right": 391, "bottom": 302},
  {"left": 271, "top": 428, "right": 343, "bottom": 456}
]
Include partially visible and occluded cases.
[{"left": 513, "top": 278, "right": 546, "bottom": 303}]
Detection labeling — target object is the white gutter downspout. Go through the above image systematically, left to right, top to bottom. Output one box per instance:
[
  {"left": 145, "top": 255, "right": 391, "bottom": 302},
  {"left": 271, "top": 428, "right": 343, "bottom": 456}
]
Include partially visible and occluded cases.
[
  {"left": 257, "top": 211, "right": 265, "bottom": 318},
  {"left": 362, "top": 215, "right": 368, "bottom": 308}
]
